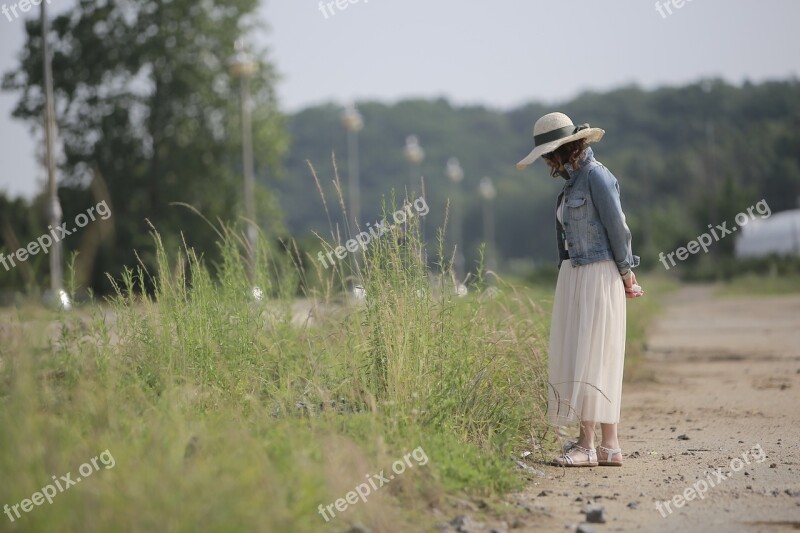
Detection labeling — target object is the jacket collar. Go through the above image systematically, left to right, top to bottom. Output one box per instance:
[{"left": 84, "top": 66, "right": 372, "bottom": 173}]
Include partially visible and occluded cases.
[{"left": 565, "top": 147, "right": 595, "bottom": 179}]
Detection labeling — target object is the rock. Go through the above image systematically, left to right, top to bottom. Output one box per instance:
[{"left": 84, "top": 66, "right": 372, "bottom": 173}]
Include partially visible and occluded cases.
[
  {"left": 678, "top": 434, "right": 690, "bottom": 441},
  {"left": 515, "top": 460, "right": 546, "bottom": 477},
  {"left": 770, "top": 463, "right": 777, "bottom": 468},
  {"left": 537, "top": 490, "right": 550, "bottom": 497},
  {"left": 627, "top": 501, "right": 639, "bottom": 509},
  {"left": 585, "top": 507, "right": 607, "bottom": 524},
  {"left": 451, "top": 515, "right": 485, "bottom": 533},
  {"left": 577, "top": 524, "right": 597, "bottom": 533}
]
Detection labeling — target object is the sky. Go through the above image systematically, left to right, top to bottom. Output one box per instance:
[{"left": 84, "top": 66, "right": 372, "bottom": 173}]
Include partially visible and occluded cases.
[{"left": 1, "top": 0, "right": 799, "bottom": 199}]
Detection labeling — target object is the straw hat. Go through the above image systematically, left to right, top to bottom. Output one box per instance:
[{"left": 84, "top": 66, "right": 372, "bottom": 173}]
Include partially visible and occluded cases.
[{"left": 516, "top": 112, "right": 605, "bottom": 170}]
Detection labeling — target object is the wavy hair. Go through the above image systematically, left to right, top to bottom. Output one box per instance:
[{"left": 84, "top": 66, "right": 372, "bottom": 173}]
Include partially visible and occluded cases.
[{"left": 544, "top": 138, "right": 589, "bottom": 178}]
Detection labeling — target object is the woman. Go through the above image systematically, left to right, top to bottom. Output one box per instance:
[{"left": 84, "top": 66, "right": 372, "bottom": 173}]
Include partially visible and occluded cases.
[{"left": 517, "top": 112, "right": 642, "bottom": 467}]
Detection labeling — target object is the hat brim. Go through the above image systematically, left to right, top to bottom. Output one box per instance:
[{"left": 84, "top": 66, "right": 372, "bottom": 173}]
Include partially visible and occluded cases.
[{"left": 516, "top": 128, "right": 605, "bottom": 170}]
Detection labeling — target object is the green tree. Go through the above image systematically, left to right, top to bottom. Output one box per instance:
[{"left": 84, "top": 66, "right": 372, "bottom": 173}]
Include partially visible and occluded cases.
[{"left": 3, "top": 0, "right": 287, "bottom": 292}]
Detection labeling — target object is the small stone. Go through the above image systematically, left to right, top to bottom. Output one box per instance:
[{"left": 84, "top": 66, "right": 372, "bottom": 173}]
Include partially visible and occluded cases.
[
  {"left": 678, "top": 434, "right": 690, "bottom": 441},
  {"left": 516, "top": 461, "right": 546, "bottom": 477},
  {"left": 770, "top": 463, "right": 777, "bottom": 468},
  {"left": 537, "top": 490, "right": 550, "bottom": 497},
  {"left": 575, "top": 496, "right": 583, "bottom": 502},
  {"left": 627, "top": 501, "right": 639, "bottom": 509},
  {"left": 585, "top": 507, "right": 607, "bottom": 524},
  {"left": 451, "top": 515, "right": 485, "bottom": 533},
  {"left": 577, "top": 523, "right": 597, "bottom": 533},
  {"left": 345, "top": 524, "right": 371, "bottom": 533}
]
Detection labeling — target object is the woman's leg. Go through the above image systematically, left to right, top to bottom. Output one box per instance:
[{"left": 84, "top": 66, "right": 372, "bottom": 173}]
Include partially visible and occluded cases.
[
  {"left": 577, "top": 420, "right": 595, "bottom": 449},
  {"left": 598, "top": 423, "right": 623, "bottom": 464},
  {"left": 600, "top": 423, "right": 618, "bottom": 447}
]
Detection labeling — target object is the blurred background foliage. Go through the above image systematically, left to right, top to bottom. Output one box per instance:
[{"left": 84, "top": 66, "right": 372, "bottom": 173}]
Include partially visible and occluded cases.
[
  {"left": 1, "top": 0, "right": 799, "bottom": 295},
  {"left": 2, "top": 0, "right": 286, "bottom": 294},
  {"left": 281, "top": 80, "right": 800, "bottom": 281}
]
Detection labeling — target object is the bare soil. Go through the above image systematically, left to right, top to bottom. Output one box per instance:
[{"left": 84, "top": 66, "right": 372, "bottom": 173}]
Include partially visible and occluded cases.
[{"left": 511, "top": 286, "right": 800, "bottom": 532}]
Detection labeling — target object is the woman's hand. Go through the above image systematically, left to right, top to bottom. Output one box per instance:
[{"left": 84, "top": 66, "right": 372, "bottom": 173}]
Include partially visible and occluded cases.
[{"left": 622, "top": 271, "right": 644, "bottom": 299}]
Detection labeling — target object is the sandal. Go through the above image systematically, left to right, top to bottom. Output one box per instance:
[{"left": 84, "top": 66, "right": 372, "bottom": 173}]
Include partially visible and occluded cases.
[
  {"left": 551, "top": 444, "right": 598, "bottom": 467},
  {"left": 596, "top": 445, "right": 623, "bottom": 467}
]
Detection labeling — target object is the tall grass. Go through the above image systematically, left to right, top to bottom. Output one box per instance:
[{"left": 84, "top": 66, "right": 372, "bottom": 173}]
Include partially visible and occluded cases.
[{"left": 0, "top": 178, "right": 551, "bottom": 530}]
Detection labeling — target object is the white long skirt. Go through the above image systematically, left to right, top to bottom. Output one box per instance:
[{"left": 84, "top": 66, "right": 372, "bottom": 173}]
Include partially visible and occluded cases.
[{"left": 547, "top": 259, "right": 626, "bottom": 426}]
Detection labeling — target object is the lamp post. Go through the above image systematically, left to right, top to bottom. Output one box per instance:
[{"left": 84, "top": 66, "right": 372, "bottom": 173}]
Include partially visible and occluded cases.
[
  {"left": 40, "top": 0, "right": 63, "bottom": 301},
  {"left": 228, "top": 39, "right": 258, "bottom": 279},
  {"left": 341, "top": 104, "right": 364, "bottom": 233},
  {"left": 403, "top": 135, "right": 425, "bottom": 194},
  {"left": 404, "top": 135, "right": 426, "bottom": 265},
  {"left": 446, "top": 157, "right": 464, "bottom": 280},
  {"left": 479, "top": 177, "right": 497, "bottom": 273}
]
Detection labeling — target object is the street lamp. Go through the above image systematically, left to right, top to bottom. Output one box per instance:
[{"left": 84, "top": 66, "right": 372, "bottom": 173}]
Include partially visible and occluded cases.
[
  {"left": 40, "top": 0, "right": 63, "bottom": 300},
  {"left": 228, "top": 39, "right": 258, "bottom": 279},
  {"left": 341, "top": 104, "right": 364, "bottom": 232},
  {"left": 403, "top": 135, "right": 425, "bottom": 194},
  {"left": 403, "top": 135, "right": 427, "bottom": 264},
  {"left": 446, "top": 157, "right": 465, "bottom": 280},
  {"left": 479, "top": 177, "right": 497, "bottom": 273}
]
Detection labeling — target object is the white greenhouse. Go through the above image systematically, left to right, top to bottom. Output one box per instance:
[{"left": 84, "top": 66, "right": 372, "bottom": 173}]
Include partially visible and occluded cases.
[{"left": 735, "top": 208, "right": 800, "bottom": 258}]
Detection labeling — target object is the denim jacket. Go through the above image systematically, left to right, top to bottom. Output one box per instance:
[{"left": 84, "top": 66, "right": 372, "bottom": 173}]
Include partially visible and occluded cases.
[{"left": 556, "top": 147, "right": 640, "bottom": 274}]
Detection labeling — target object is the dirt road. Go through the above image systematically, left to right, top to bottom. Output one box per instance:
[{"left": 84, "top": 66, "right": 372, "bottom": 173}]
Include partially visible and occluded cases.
[{"left": 515, "top": 286, "right": 800, "bottom": 532}]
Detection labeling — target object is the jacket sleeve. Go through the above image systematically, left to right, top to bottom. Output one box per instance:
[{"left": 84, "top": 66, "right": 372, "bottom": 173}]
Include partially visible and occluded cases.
[{"left": 588, "top": 165, "right": 636, "bottom": 274}]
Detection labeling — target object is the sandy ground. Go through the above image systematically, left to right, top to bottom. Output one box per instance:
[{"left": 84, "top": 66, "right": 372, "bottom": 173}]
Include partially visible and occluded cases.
[{"left": 511, "top": 286, "right": 800, "bottom": 533}]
